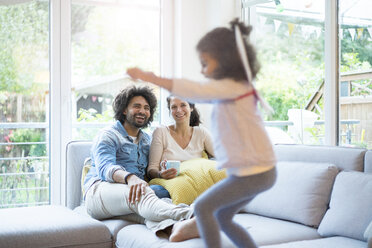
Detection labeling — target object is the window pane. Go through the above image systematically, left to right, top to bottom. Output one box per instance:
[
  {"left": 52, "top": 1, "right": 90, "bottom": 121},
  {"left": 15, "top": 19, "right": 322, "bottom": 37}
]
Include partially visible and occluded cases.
[
  {"left": 71, "top": 0, "right": 161, "bottom": 140},
  {"left": 243, "top": 0, "right": 325, "bottom": 145},
  {"left": 339, "top": 0, "right": 372, "bottom": 149},
  {"left": 0, "top": 1, "right": 50, "bottom": 208}
]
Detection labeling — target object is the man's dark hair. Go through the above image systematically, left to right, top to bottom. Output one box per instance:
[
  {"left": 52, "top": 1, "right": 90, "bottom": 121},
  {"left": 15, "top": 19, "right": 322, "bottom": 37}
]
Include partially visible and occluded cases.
[
  {"left": 196, "top": 18, "right": 260, "bottom": 82},
  {"left": 113, "top": 85, "right": 157, "bottom": 128},
  {"left": 166, "top": 96, "right": 202, "bottom": 127}
]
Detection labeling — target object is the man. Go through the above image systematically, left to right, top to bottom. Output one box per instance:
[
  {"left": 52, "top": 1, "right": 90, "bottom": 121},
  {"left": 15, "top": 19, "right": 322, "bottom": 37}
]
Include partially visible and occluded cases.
[{"left": 84, "top": 85, "right": 193, "bottom": 233}]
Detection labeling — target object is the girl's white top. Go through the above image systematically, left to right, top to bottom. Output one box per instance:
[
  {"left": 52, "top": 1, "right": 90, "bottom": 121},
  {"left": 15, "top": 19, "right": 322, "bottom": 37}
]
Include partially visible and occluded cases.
[
  {"left": 172, "top": 78, "right": 276, "bottom": 176},
  {"left": 148, "top": 125, "right": 214, "bottom": 172}
]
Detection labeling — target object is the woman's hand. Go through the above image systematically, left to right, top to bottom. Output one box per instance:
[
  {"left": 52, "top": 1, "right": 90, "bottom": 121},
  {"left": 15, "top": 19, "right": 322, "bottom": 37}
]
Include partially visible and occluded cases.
[
  {"left": 159, "top": 160, "right": 177, "bottom": 179},
  {"left": 126, "top": 174, "right": 149, "bottom": 204}
]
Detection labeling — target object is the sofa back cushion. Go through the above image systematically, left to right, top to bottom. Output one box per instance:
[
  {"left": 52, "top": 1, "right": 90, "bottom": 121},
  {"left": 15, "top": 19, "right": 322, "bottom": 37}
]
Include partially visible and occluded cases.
[
  {"left": 66, "top": 141, "right": 92, "bottom": 209},
  {"left": 274, "top": 144, "right": 366, "bottom": 171},
  {"left": 365, "top": 150, "right": 372, "bottom": 173},
  {"left": 243, "top": 161, "right": 339, "bottom": 227},
  {"left": 318, "top": 171, "right": 372, "bottom": 241}
]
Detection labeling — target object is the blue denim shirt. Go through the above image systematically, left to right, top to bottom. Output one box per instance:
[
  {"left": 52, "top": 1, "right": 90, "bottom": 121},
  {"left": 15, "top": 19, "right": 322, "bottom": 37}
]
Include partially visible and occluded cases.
[{"left": 83, "top": 120, "right": 151, "bottom": 194}]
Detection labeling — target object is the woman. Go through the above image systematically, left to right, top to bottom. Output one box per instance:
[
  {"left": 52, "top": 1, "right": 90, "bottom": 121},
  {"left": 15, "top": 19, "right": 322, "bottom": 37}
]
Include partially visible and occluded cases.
[{"left": 148, "top": 96, "right": 214, "bottom": 198}]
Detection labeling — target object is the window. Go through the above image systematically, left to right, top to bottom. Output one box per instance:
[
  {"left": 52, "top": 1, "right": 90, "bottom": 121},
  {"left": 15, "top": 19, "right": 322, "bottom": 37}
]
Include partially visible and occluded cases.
[
  {"left": 0, "top": 0, "right": 50, "bottom": 208},
  {"left": 0, "top": 0, "right": 165, "bottom": 208},
  {"left": 71, "top": 0, "right": 161, "bottom": 140},
  {"left": 242, "top": 0, "right": 372, "bottom": 149},
  {"left": 242, "top": 0, "right": 325, "bottom": 145},
  {"left": 339, "top": 0, "right": 372, "bottom": 148}
]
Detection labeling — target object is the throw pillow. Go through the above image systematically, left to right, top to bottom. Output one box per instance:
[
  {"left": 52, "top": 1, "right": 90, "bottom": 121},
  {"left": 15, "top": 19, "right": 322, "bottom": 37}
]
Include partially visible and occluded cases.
[
  {"left": 81, "top": 157, "right": 91, "bottom": 196},
  {"left": 149, "top": 158, "right": 226, "bottom": 205},
  {"left": 243, "top": 161, "right": 339, "bottom": 227},
  {"left": 318, "top": 171, "right": 372, "bottom": 241},
  {"left": 365, "top": 220, "right": 372, "bottom": 248}
]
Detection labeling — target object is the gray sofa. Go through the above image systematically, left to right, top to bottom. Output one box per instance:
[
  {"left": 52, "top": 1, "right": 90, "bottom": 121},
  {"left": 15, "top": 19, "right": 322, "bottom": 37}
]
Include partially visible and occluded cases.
[{"left": 65, "top": 141, "right": 372, "bottom": 248}]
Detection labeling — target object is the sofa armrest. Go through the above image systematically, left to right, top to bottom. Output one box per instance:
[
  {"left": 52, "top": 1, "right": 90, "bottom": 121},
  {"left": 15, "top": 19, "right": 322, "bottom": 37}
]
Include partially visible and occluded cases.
[{"left": 66, "top": 141, "right": 92, "bottom": 209}]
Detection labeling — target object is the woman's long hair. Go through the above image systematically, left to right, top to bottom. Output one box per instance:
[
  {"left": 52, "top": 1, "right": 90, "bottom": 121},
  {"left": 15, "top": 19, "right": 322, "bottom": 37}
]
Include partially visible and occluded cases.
[{"left": 166, "top": 96, "right": 201, "bottom": 127}]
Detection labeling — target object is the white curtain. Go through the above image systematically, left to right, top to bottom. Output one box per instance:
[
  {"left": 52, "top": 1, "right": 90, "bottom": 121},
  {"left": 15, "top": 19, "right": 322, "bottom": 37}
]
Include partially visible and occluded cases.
[{"left": 0, "top": 0, "right": 33, "bottom": 5}]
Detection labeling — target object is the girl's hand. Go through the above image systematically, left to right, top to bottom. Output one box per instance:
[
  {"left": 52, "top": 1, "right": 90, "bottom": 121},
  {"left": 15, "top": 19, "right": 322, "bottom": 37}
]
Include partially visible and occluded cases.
[
  {"left": 126, "top": 67, "right": 173, "bottom": 91},
  {"left": 127, "top": 67, "right": 156, "bottom": 82},
  {"left": 159, "top": 160, "right": 177, "bottom": 179}
]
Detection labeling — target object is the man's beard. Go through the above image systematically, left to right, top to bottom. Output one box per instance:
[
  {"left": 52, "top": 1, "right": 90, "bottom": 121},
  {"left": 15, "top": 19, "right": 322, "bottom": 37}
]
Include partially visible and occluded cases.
[{"left": 125, "top": 113, "right": 149, "bottom": 128}]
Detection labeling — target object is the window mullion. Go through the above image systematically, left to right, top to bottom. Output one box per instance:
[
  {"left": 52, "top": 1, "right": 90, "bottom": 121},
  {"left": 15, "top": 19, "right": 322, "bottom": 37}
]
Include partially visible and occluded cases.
[
  {"left": 50, "top": 0, "right": 71, "bottom": 206},
  {"left": 324, "top": 0, "right": 340, "bottom": 146}
]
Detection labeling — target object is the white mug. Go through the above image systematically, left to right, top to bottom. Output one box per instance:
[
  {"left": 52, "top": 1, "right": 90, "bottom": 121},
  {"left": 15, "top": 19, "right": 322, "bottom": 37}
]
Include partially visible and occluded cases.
[{"left": 166, "top": 160, "right": 181, "bottom": 176}]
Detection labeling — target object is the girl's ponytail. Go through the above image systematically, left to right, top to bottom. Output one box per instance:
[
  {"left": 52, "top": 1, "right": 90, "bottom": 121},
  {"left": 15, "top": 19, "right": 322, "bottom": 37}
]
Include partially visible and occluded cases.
[
  {"left": 230, "top": 18, "right": 252, "bottom": 37},
  {"left": 188, "top": 103, "right": 201, "bottom": 127}
]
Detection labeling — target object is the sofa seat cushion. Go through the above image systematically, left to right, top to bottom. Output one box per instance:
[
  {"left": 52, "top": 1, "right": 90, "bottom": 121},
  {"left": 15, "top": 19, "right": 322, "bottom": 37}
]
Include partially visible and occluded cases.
[
  {"left": 243, "top": 161, "right": 339, "bottom": 227},
  {"left": 318, "top": 171, "right": 372, "bottom": 241},
  {"left": 0, "top": 205, "right": 112, "bottom": 248},
  {"left": 74, "top": 205, "right": 143, "bottom": 242},
  {"left": 115, "top": 213, "right": 321, "bottom": 248},
  {"left": 235, "top": 214, "right": 321, "bottom": 246},
  {"left": 101, "top": 215, "right": 144, "bottom": 241},
  {"left": 115, "top": 224, "right": 223, "bottom": 248},
  {"left": 260, "top": 237, "right": 367, "bottom": 248}
]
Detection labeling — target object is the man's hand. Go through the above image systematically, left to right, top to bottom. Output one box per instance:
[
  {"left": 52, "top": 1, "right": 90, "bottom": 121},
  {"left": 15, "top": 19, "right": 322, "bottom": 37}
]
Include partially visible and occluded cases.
[{"left": 126, "top": 174, "right": 148, "bottom": 204}]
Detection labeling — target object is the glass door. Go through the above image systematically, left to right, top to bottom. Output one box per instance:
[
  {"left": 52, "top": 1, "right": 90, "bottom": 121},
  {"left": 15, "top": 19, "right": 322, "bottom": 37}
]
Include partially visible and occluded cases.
[
  {"left": 0, "top": 0, "right": 50, "bottom": 208},
  {"left": 242, "top": 0, "right": 325, "bottom": 145},
  {"left": 339, "top": 0, "right": 372, "bottom": 149}
]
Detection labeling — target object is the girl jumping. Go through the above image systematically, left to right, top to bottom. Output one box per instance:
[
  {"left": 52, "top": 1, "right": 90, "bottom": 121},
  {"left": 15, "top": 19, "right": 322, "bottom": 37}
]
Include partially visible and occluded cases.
[{"left": 127, "top": 18, "right": 277, "bottom": 248}]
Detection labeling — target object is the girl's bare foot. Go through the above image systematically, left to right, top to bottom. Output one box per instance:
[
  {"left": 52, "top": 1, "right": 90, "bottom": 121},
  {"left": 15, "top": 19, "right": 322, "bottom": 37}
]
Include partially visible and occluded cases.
[{"left": 169, "top": 217, "right": 200, "bottom": 242}]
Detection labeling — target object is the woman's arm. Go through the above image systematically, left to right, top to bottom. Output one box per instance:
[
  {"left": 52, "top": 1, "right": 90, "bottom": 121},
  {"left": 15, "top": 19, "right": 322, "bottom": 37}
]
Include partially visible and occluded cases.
[
  {"left": 148, "top": 127, "right": 165, "bottom": 179},
  {"left": 148, "top": 127, "right": 178, "bottom": 179}
]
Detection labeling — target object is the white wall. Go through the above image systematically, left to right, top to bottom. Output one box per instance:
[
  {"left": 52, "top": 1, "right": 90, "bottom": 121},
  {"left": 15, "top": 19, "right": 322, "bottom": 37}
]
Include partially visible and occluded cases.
[{"left": 171, "top": 0, "right": 241, "bottom": 129}]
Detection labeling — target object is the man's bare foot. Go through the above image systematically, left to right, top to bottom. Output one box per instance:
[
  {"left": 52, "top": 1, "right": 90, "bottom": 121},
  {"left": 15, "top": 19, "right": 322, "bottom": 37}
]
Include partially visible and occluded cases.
[{"left": 169, "top": 217, "right": 200, "bottom": 242}]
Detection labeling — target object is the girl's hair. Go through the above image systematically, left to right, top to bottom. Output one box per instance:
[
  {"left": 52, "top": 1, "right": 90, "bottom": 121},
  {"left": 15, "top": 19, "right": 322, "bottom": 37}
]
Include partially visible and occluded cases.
[
  {"left": 196, "top": 18, "right": 260, "bottom": 82},
  {"left": 113, "top": 85, "right": 157, "bottom": 128},
  {"left": 166, "top": 96, "right": 201, "bottom": 127}
]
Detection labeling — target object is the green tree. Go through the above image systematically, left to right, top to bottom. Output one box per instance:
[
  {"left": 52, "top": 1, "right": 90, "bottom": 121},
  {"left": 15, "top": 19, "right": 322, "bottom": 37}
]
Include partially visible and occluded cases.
[
  {"left": 0, "top": 1, "right": 49, "bottom": 93},
  {"left": 256, "top": 22, "right": 324, "bottom": 121}
]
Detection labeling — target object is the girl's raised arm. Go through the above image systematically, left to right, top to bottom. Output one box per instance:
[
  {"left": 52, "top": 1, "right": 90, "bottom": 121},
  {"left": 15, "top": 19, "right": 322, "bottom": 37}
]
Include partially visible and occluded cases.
[{"left": 127, "top": 67, "right": 173, "bottom": 91}]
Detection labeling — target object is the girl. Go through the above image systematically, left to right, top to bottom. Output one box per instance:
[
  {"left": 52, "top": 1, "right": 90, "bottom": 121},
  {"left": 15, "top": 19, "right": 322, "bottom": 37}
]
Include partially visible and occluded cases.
[{"left": 127, "top": 18, "right": 276, "bottom": 248}]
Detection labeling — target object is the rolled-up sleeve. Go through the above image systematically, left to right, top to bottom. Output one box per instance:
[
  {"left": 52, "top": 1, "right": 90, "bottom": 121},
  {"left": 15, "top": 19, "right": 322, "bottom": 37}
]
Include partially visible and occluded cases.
[{"left": 92, "top": 134, "right": 125, "bottom": 182}]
